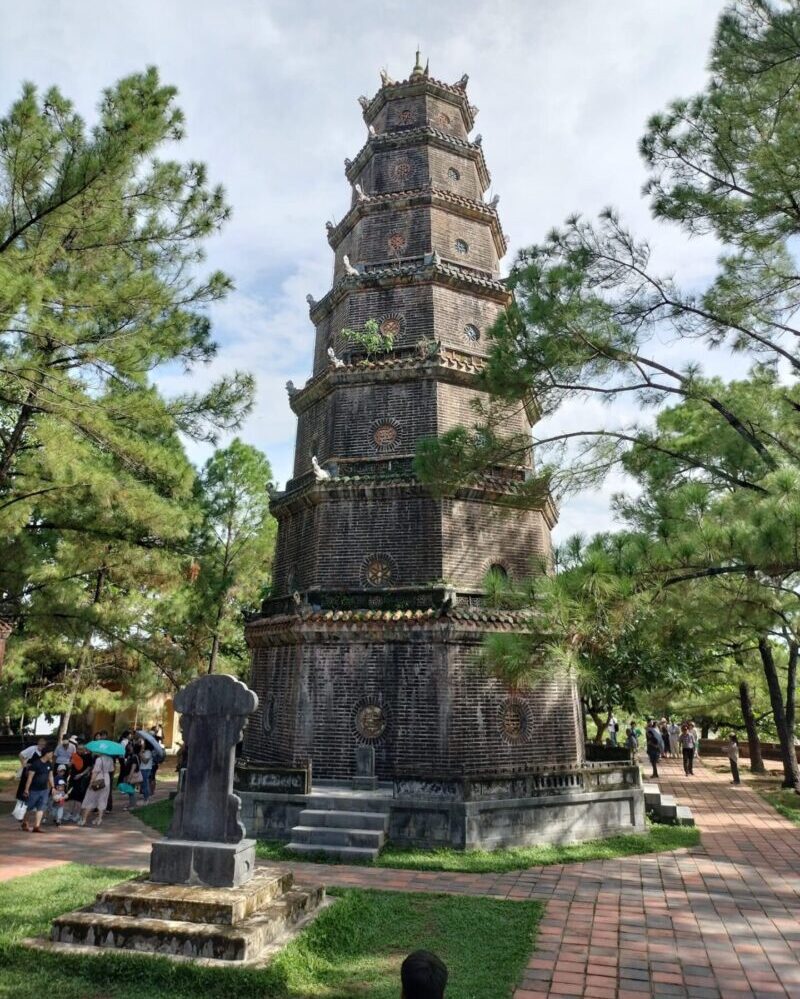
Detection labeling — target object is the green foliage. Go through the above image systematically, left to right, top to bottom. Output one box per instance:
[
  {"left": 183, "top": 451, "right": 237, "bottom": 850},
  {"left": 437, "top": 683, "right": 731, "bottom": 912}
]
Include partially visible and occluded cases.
[
  {"left": 413, "top": 1, "right": 800, "bottom": 759},
  {"left": 0, "top": 69, "right": 257, "bottom": 723},
  {"left": 341, "top": 318, "right": 394, "bottom": 359},
  {"left": 184, "top": 438, "right": 275, "bottom": 675},
  {"left": 0, "top": 866, "right": 541, "bottom": 999}
]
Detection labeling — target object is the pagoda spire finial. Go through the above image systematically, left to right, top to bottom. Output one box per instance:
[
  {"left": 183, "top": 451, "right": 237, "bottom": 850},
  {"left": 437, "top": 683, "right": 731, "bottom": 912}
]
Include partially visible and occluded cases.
[{"left": 411, "top": 47, "right": 425, "bottom": 79}]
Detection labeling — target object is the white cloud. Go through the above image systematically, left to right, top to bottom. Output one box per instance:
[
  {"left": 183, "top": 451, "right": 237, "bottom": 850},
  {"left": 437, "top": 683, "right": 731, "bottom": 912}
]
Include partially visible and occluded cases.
[{"left": 3, "top": 0, "right": 731, "bottom": 535}]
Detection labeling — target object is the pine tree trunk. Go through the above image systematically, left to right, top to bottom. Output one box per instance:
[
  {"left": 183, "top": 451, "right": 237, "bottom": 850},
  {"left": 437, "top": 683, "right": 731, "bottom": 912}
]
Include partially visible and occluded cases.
[
  {"left": 58, "top": 566, "right": 106, "bottom": 740},
  {"left": 208, "top": 631, "right": 220, "bottom": 675},
  {"left": 759, "top": 636, "right": 800, "bottom": 792},
  {"left": 786, "top": 641, "right": 797, "bottom": 743},
  {"left": 739, "top": 679, "right": 766, "bottom": 774}
]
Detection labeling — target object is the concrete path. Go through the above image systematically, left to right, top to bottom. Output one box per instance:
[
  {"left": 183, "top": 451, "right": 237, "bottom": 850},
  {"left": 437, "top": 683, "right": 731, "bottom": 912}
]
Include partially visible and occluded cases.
[{"left": 2, "top": 757, "right": 799, "bottom": 998}]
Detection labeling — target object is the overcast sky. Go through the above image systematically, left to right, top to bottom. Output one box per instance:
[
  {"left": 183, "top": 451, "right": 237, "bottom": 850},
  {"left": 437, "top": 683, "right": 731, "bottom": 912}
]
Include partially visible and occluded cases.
[{"left": 4, "top": 0, "right": 731, "bottom": 541}]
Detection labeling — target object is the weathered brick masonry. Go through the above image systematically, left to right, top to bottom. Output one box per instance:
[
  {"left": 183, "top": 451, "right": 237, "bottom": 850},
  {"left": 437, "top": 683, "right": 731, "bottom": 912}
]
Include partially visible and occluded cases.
[{"left": 245, "top": 59, "right": 581, "bottom": 786}]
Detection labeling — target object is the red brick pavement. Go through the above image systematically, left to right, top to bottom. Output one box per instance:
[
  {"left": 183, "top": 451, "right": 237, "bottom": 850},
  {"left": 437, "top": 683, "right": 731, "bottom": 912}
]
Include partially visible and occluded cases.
[
  {"left": 2, "top": 758, "right": 800, "bottom": 998},
  {"left": 278, "top": 758, "right": 800, "bottom": 999},
  {"left": 0, "top": 800, "right": 158, "bottom": 881}
]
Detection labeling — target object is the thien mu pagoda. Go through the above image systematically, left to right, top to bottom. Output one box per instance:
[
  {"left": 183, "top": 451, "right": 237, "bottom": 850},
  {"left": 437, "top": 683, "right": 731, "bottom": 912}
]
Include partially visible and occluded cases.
[{"left": 238, "top": 55, "right": 644, "bottom": 856}]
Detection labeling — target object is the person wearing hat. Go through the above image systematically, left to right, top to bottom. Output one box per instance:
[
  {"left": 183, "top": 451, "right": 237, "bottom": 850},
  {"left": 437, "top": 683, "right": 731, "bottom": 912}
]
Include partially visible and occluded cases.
[
  {"left": 54, "top": 735, "right": 75, "bottom": 771},
  {"left": 48, "top": 765, "right": 68, "bottom": 826}
]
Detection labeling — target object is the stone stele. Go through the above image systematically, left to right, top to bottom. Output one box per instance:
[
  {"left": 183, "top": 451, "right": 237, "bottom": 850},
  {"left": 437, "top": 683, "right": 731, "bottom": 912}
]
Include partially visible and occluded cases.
[{"left": 150, "top": 673, "right": 259, "bottom": 888}]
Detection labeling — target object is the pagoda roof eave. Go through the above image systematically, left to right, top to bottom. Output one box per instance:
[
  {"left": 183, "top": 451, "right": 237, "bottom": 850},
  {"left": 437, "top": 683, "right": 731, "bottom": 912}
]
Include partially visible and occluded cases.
[
  {"left": 360, "top": 76, "right": 477, "bottom": 132},
  {"left": 345, "top": 127, "right": 491, "bottom": 191},
  {"left": 327, "top": 186, "right": 508, "bottom": 258},
  {"left": 308, "top": 258, "right": 510, "bottom": 325},
  {"left": 289, "top": 348, "right": 490, "bottom": 414},
  {"left": 268, "top": 474, "right": 557, "bottom": 526}
]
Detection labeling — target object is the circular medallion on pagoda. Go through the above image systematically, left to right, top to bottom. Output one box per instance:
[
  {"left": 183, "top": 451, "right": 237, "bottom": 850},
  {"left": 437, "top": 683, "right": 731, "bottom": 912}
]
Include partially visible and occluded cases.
[
  {"left": 398, "top": 108, "right": 414, "bottom": 125},
  {"left": 435, "top": 110, "right": 452, "bottom": 128},
  {"left": 390, "top": 158, "right": 413, "bottom": 183},
  {"left": 447, "top": 166, "right": 460, "bottom": 182},
  {"left": 387, "top": 232, "right": 407, "bottom": 254},
  {"left": 455, "top": 238, "right": 469, "bottom": 255},
  {"left": 379, "top": 314, "right": 403, "bottom": 339},
  {"left": 463, "top": 323, "right": 480, "bottom": 342},
  {"left": 370, "top": 417, "right": 401, "bottom": 453},
  {"left": 361, "top": 552, "right": 396, "bottom": 588},
  {"left": 351, "top": 697, "right": 389, "bottom": 744},
  {"left": 498, "top": 697, "right": 533, "bottom": 746}
]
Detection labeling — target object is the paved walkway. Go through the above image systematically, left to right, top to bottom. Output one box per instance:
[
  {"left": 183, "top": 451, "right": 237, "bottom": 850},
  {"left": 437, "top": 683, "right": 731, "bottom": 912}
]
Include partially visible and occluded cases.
[
  {"left": 2, "top": 757, "right": 799, "bottom": 998},
  {"left": 0, "top": 799, "right": 158, "bottom": 881}
]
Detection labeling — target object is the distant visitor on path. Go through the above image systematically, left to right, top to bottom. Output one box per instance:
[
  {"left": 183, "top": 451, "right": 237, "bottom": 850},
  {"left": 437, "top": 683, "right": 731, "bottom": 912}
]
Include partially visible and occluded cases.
[
  {"left": 645, "top": 719, "right": 663, "bottom": 778},
  {"left": 668, "top": 719, "right": 680, "bottom": 757},
  {"left": 679, "top": 723, "right": 696, "bottom": 775},
  {"left": 723, "top": 732, "right": 741, "bottom": 785},
  {"left": 20, "top": 746, "right": 54, "bottom": 832},
  {"left": 79, "top": 753, "right": 115, "bottom": 826},
  {"left": 401, "top": 950, "right": 448, "bottom": 998}
]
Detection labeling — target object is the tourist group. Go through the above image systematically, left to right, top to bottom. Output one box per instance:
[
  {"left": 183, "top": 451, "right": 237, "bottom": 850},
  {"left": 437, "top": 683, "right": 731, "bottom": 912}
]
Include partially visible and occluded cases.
[{"left": 12, "top": 727, "right": 167, "bottom": 833}]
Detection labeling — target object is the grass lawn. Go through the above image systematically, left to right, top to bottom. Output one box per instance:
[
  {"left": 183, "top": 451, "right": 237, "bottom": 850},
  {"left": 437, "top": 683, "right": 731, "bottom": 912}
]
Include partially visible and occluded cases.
[
  {"left": 0, "top": 754, "right": 20, "bottom": 794},
  {"left": 759, "top": 787, "right": 800, "bottom": 826},
  {"left": 134, "top": 799, "right": 699, "bottom": 873},
  {"left": 0, "top": 864, "right": 541, "bottom": 999}
]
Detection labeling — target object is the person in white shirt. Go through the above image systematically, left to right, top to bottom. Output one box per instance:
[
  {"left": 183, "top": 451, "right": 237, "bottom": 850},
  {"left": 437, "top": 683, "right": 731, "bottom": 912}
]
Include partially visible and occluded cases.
[{"left": 667, "top": 720, "right": 680, "bottom": 757}]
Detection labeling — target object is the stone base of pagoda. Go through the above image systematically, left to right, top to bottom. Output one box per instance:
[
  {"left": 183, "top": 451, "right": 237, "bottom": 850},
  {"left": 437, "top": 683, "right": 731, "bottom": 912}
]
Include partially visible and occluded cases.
[{"left": 237, "top": 764, "right": 645, "bottom": 851}]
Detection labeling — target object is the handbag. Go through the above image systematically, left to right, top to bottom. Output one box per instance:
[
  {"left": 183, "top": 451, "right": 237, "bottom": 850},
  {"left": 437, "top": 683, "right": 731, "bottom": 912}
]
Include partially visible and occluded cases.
[
  {"left": 129, "top": 769, "right": 143, "bottom": 785},
  {"left": 91, "top": 777, "right": 106, "bottom": 791},
  {"left": 12, "top": 799, "right": 27, "bottom": 821}
]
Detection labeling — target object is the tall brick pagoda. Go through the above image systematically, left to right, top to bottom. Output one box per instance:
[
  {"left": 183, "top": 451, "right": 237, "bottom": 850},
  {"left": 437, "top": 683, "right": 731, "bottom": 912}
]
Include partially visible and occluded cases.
[{"left": 241, "top": 56, "right": 643, "bottom": 850}]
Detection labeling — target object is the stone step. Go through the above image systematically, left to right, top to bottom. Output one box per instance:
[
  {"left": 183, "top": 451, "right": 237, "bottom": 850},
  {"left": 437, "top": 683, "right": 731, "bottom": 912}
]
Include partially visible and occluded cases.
[
  {"left": 642, "top": 783, "right": 662, "bottom": 809},
  {"left": 305, "top": 793, "right": 390, "bottom": 814},
  {"left": 658, "top": 794, "right": 678, "bottom": 819},
  {"left": 676, "top": 805, "right": 695, "bottom": 827},
  {"left": 298, "top": 809, "right": 387, "bottom": 831},
  {"left": 291, "top": 825, "right": 385, "bottom": 850},
  {"left": 286, "top": 842, "right": 378, "bottom": 863},
  {"left": 93, "top": 870, "right": 294, "bottom": 925},
  {"left": 52, "top": 885, "right": 324, "bottom": 962}
]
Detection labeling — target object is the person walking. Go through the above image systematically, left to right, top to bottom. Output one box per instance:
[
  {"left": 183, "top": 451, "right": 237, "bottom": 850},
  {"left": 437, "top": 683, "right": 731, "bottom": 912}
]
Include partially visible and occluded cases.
[
  {"left": 609, "top": 715, "right": 619, "bottom": 746},
  {"left": 659, "top": 718, "right": 671, "bottom": 758},
  {"left": 645, "top": 719, "right": 663, "bottom": 778},
  {"left": 668, "top": 719, "right": 680, "bottom": 757},
  {"left": 688, "top": 721, "right": 700, "bottom": 760},
  {"left": 625, "top": 723, "right": 639, "bottom": 754},
  {"left": 679, "top": 723, "right": 696, "bottom": 775},
  {"left": 723, "top": 732, "right": 741, "bottom": 784},
  {"left": 54, "top": 735, "right": 74, "bottom": 771},
  {"left": 137, "top": 738, "right": 153, "bottom": 803},
  {"left": 118, "top": 742, "right": 142, "bottom": 810},
  {"left": 65, "top": 745, "right": 91, "bottom": 822},
  {"left": 20, "top": 747, "right": 55, "bottom": 832},
  {"left": 79, "top": 753, "right": 115, "bottom": 826},
  {"left": 48, "top": 765, "right": 68, "bottom": 826}
]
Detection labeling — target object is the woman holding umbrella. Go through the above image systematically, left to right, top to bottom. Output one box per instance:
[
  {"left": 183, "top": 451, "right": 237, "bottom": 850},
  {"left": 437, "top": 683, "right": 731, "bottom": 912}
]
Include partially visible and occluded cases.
[{"left": 79, "top": 738, "right": 123, "bottom": 826}]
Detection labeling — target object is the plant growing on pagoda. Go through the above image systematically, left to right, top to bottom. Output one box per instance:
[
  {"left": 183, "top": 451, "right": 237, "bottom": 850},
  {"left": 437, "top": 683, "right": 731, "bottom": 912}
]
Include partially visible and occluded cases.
[{"left": 342, "top": 318, "right": 394, "bottom": 359}]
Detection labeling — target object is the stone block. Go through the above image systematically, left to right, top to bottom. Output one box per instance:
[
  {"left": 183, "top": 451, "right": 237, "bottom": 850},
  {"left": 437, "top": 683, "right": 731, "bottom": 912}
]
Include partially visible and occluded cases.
[{"left": 149, "top": 838, "right": 256, "bottom": 889}]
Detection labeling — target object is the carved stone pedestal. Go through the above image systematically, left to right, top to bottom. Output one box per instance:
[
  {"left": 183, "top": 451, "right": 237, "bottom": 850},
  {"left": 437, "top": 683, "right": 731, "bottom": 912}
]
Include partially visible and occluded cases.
[{"left": 150, "top": 837, "right": 256, "bottom": 889}]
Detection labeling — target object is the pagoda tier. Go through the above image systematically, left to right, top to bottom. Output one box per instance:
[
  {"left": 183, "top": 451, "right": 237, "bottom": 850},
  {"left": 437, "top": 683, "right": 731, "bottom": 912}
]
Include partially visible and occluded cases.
[
  {"left": 243, "top": 60, "right": 611, "bottom": 812},
  {"left": 263, "top": 62, "right": 554, "bottom": 609}
]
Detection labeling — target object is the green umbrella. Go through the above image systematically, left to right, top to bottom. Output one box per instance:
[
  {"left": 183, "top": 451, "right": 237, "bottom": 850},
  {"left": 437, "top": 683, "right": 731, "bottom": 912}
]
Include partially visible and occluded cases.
[{"left": 85, "top": 739, "right": 125, "bottom": 757}]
